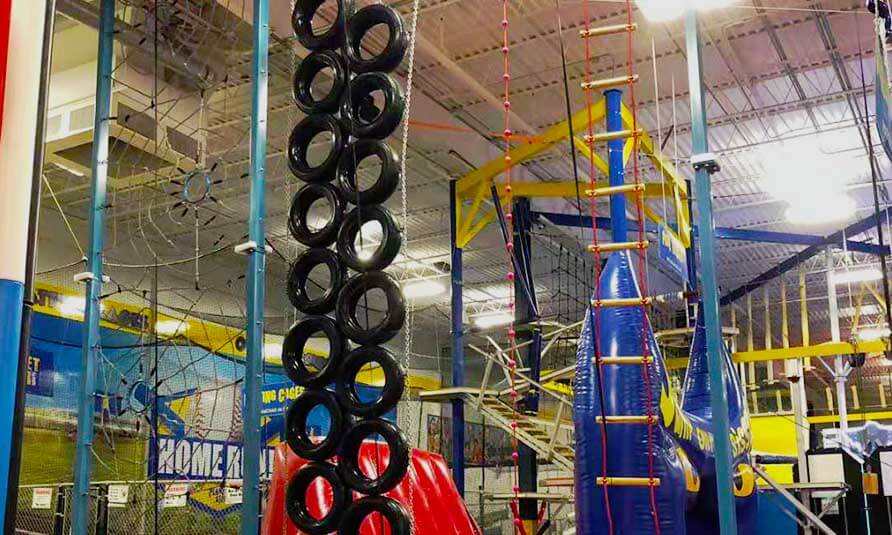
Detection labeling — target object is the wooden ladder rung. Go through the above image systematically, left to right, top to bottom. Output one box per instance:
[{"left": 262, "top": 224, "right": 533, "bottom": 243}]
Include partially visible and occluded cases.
[
  {"left": 580, "top": 23, "right": 637, "bottom": 39},
  {"left": 581, "top": 74, "right": 639, "bottom": 92},
  {"left": 584, "top": 129, "right": 641, "bottom": 143},
  {"left": 585, "top": 183, "right": 645, "bottom": 197},
  {"left": 587, "top": 240, "right": 649, "bottom": 254},
  {"left": 591, "top": 297, "right": 653, "bottom": 308},
  {"left": 598, "top": 356, "right": 654, "bottom": 365},
  {"left": 595, "top": 415, "right": 657, "bottom": 425},
  {"left": 596, "top": 477, "right": 661, "bottom": 487}
]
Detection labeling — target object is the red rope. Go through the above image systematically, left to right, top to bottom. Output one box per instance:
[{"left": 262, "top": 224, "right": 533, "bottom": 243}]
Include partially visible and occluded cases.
[
  {"left": 620, "top": 0, "right": 662, "bottom": 531},
  {"left": 581, "top": 1, "right": 615, "bottom": 533},
  {"left": 500, "top": 3, "right": 524, "bottom": 534}
]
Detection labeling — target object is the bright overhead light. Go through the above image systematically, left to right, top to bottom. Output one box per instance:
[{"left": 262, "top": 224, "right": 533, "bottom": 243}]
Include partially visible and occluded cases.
[
  {"left": 635, "top": 0, "right": 738, "bottom": 22},
  {"left": 785, "top": 195, "right": 854, "bottom": 225},
  {"left": 833, "top": 268, "right": 883, "bottom": 285},
  {"left": 402, "top": 280, "right": 447, "bottom": 299},
  {"left": 58, "top": 296, "right": 85, "bottom": 317},
  {"left": 840, "top": 304, "right": 882, "bottom": 318},
  {"left": 472, "top": 310, "right": 514, "bottom": 329},
  {"left": 156, "top": 320, "right": 188, "bottom": 336},
  {"left": 857, "top": 327, "right": 890, "bottom": 342},
  {"left": 264, "top": 342, "right": 283, "bottom": 359}
]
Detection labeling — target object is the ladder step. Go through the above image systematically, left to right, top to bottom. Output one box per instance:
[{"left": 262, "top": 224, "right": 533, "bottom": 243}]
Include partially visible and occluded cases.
[
  {"left": 580, "top": 23, "right": 637, "bottom": 39},
  {"left": 581, "top": 74, "right": 639, "bottom": 92},
  {"left": 584, "top": 129, "right": 641, "bottom": 144},
  {"left": 585, "top": 183, "right": 645, "bottom": 197},
  {"left": 587, "top": 240, "right": 649, "bottom": 254},
  {"left": 591, "top": 297, "right": 653, "bottom": 308},
  {"left": 598, "top": 356, "right": 654, "bottom": 365},
  {"left": 595, "top": 415, "right": 657, "bottom": 425},
  {"left": 596, "top": 477, "right": 661, "bottom": 487}
]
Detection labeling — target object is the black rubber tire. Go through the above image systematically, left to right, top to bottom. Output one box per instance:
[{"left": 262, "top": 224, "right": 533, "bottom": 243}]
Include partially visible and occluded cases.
[
  {"left": 292, "top": 0, "right": 351, "bottom": 51},
  {"left": 345, "top": 4, "right": 408, "bottom": 74},
  {"left": 293, "top": 50, "right": 347, "bottom": 115},
  {"left": 340, "top": 72, "right": 405, "bottom": 140},
  {"left": 288, "top": 114, "right": 345, "bottom": 183},
  {"left": 337, "top": 139, "right": 400, "bottom": 206},
  {"left": 288, "top": 183, "right": 345, "bottom": 248},
  {"left": 336, "top": 205, "right": 402, "bottom": 272},
  {"left": 287, "top": 248, "right": 346, "bottom": 315},
  {"left": 336, "top": 271, "right": 406, "bottom": 345},
  {"left": 282, "top": 316, "right": 347, "bottom": 388},
  {"left": 336, "top": 346, "right": 406, "bottom": 418},
  {"left": 285, "top": 389, "right": 345, "bottom": 461},
  {"left": 337, "top": 419, "right": 410, "bottom": 495},
  {"left": 286, "top": 462, "right": 352, "bottom": 535},
  {"left": 338, "top": 496, "right": 411, "bottom": 535}
]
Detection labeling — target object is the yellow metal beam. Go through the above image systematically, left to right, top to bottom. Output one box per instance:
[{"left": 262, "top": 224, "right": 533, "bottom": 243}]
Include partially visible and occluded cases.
[
  {"left": 456, "top": 100, "right": 607, "bottom": 197},
  {"left": 620, "top": 103, "right": 687, "bottom": 197},
  {"left": 572, "top": 137, "right": 610, "bottom": 175},
  {"left": 493, "top": 181, "right": 673, "bottom": 199},
  {"left": 664, "top": 341, "right": 889, "bottom": 370},
  {"left": 808, "top": 411, "right": 892, "bottom": 425}
]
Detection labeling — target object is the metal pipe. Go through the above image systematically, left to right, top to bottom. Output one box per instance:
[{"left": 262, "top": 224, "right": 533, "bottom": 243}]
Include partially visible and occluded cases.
[
  {"left": 5, "top": 0, "right": 56, "bottom": 530},
  {"left": 72, "top": 0, "right": 115, "bottom": 531},
  {"left": 240, "top": 0, "right": 269, "bottom": 532},
  {"left": 685, "top": 10, "right": 738, "bottom": 534},
  {"left": 449, "top": 180, "right": 465, "bottom": 496},
  {"left": 825, "top": 247, "right": 849, "bottom": 447}
]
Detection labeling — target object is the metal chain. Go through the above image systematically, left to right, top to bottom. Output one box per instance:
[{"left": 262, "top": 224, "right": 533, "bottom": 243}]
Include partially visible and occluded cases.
[{"left": 398, "top": 0, "right": 421, "bottom": 531}]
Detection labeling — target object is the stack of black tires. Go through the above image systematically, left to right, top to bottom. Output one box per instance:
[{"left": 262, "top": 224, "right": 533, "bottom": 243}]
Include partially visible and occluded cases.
[{"left": 281, "top": 1, "right": 412, "bottom": 534}]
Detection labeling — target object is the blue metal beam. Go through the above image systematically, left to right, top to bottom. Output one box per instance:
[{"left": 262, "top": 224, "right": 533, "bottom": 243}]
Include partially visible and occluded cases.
[
  {"left": 240, "top": 0, "right": 269, "bottom": 533},
  {"left": 72, "top": 1, "right": 114, "bottom": 532},
  {"left": 686, "top": 10, "right": 738, "bottom": 533},
  {"left": 606, "top": 89, "right": 627, "bottom": 243},
  {"left": 449, "top": 180, "right": 465, "bottom": 496},
  {"left": 721, "top": 208, "right": 892, "bottom": 306}
]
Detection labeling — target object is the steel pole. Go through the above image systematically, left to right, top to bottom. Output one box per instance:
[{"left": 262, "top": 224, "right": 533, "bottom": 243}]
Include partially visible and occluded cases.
[
  {"left": 71, "top": 0, "right": 115, "bottom": 531},
  {"left": 240, "top": 0, "right": 269, "bottom": 533},
  {"left": 685, "top": 9, "right": 738, "bottom": 534},
  {"left": 605, "top": 89, "right": 627, "bottom": 243},
  {"left": 449, "top": 180, "right": 465, "bottom": 496}
]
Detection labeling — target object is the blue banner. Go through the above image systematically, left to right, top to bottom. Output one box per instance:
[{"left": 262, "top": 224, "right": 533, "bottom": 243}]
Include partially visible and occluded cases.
[{"left": 26, "top": 348, "right": 54, "bottom": 397}]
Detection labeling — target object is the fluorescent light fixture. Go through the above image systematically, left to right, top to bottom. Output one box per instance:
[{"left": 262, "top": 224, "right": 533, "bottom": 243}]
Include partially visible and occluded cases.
[
  {"left": 635, "top": 0, "right": 737, "bottom": 22},
  {"left": 833, "top": 268, "right": 883, "bottom": 285},
  {"left": 402, "top": 280, "right": 447, "bottom": 299},
  {"left": 58, "top": 296, "right": 85, "bottom": 317},
  {"left": 840, "top": 304, "right": 882, "bottom": 318},
  {"left": 472, "top": 310, "right": 514, "bottom": 329},
  {"left": 156, "top": 320, "right": 188, "bottom": 336},
  {"left": 856, "top": 326, "right": 890, "bottom": 342}
]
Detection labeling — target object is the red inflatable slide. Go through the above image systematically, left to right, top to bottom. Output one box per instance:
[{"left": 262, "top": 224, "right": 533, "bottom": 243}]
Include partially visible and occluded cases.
[{"left": 262, "top": 442, "right": 482, "bottom": 535}]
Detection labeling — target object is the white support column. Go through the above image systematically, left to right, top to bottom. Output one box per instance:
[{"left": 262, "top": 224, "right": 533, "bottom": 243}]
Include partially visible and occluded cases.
[
  {"left": 0, "top": 0, "right": 48, "bottom": 527},
  {"left": 826, "top": 248, "right": 848, "bottom": 445}
]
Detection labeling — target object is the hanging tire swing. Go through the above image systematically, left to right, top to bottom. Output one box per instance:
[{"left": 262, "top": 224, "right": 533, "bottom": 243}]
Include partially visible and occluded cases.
[
  {"left": 292, "top": 0, "right": 352, "bottom": 51},
  {"left": 345, "top": 4, "right": 409, "bottom": 74},
  {"left": 293, "top": 50, "right": 347, "bottom": 115},
  {"left": 340, "top": 72, "right": 405, "bottom": 140},
  {"left": 287, "top": 114, "right": 345, "bottom": 183},
  {"left": 337, "top": 139, "right": 400, "bottom": 206},
  {"left": 288, "top": 183, "right": 345, "bottom": 248},
  {"left": 336, "top": 204, "right": 402, "bottom": 272},
  {"left": 286, "top": 248, "right": 346, "bottom": 315},
  {"left": 336, "top": 271, "right": 406, "bottom": 345},
  {"left": 282, "top": 316, "right": 347, "bottom": 388},
  {"left": 336, "top": 346, "right": 405, "bottom": 418},
  {"left": 285, "top": 389, "right": 345, "bottom": 461},
  {"left": 337, "top": 418, "right": 410, "bottom": 495},
  {"left": 286, "top": 462, "right": 353, "bottom": 535},
  {"left": 338, "top": 496, "right": 411, "bottom": 535}
]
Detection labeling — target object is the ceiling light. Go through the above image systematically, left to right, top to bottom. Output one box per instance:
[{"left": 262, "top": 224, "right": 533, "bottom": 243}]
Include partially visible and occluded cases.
[
  {"left": 635, "top": 0, "right": 737, "bottom": 22},
  {"left": 785, "top": 196, "right": 854, "bottom": 225},
  {"left": 833, "top": 268, "right": 883, "bottom": 285},
  {"left": 402, "top": 280, "right": 447, "bottom": 299},
  {"left": 840, "top": 304, "right": 882, "bottom": 318},
  {"left": 472, "top": 310, "right": 514, "bottom": 329},
  {"left": 156, "top": 320, "right": 188, "bottom": 336},
  {"left": 856, "top": 327, "right": 890, "bottom": 342},
  {"left": 264, "top": 342, "right": 283, "bottom": 359}
]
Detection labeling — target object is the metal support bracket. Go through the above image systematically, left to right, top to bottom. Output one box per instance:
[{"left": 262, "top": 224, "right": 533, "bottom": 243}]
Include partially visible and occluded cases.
[
  {"left": 691, "top": 152, "right": 720, "bottom": 174},
  {"left": 234, "top": 241, "right": 271, "bottom": 255},
  {"left": 73, "top": 272, "right": 110, "bottom": 284}
]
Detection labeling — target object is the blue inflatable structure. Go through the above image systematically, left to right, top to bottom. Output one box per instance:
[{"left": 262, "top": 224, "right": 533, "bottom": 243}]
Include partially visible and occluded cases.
[{"left": 573, "top": 251, "right": 757, "bottom": 533}]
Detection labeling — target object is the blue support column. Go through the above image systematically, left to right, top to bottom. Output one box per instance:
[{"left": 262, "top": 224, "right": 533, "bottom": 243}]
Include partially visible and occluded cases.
[
  {"left": 240, "top": 0, "right": 269, "bottom": 533},
  {"left": 72, "top": 1, "right": 115, "bottom": 532},
  {"left": 685, "top": 10, "right": 738, "bottom": 534},
  {"left": 605, "top": 89, "right": 627, "bottom": 243},
  {"left": 449, "top": 181, "right": 465, "bottom": 496}
]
